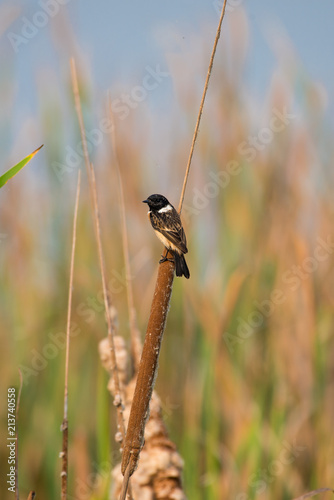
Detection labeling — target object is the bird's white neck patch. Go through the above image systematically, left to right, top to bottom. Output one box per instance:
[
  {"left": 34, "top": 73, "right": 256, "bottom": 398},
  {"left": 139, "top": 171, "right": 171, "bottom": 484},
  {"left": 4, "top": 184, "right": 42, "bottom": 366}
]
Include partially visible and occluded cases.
[{"left": 158, "top": 204, "right": 173, "bottom": 213}]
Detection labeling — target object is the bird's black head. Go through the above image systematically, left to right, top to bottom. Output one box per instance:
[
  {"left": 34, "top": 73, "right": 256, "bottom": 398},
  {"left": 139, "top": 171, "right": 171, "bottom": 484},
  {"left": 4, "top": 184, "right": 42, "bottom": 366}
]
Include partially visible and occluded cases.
[{"left": 143, "top": 194, "right": 171, "bottom": 211}]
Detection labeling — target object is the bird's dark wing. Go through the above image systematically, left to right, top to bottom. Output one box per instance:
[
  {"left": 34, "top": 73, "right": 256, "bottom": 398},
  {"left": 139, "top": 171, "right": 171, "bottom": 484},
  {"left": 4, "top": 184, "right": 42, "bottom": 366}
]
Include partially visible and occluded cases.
[
  {"left": 150, "top": 210, "right": 188, "bottom": 254},
  {"left": 159, "top": 226, "right": 188, "bottom": 254}
]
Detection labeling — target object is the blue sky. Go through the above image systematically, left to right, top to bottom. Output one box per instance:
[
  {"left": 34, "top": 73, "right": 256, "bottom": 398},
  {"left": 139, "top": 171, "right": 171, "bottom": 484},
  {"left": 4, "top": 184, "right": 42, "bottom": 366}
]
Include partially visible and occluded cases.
[{"left": 1, "top": 1, "right": 333, "bottom": 162}]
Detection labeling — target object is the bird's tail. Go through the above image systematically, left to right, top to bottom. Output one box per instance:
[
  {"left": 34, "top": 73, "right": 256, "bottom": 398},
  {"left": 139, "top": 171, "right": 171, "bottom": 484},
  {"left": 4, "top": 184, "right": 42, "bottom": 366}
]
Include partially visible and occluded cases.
[{"left": 174, "top": 252, "right": 190, "bottom": 279}]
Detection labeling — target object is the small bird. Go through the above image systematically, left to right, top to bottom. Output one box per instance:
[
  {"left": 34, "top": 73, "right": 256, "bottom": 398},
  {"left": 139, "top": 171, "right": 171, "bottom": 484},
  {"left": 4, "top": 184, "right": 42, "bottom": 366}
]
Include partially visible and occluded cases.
[{"left": 143, "top": 194, "right": 190, "bottom": 279}]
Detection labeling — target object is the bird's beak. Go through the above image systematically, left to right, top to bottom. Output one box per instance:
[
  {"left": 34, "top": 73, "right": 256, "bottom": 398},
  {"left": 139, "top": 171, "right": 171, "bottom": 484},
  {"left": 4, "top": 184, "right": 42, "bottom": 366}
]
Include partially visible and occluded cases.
[{"left": 142, "top": 199, "right": 149, "bottom": 204}]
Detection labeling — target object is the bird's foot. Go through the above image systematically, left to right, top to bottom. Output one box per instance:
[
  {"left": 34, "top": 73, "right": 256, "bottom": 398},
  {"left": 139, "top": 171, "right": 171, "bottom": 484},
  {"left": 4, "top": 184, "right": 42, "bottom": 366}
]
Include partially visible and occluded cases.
[{"left": 159, "top": 254, "right": 174, "bottom": 264}]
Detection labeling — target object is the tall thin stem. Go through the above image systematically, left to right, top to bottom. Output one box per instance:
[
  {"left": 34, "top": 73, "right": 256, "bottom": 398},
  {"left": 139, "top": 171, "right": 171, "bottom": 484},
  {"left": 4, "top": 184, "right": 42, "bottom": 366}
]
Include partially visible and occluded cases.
[
  {"left": 178, "top": 0, "right": 228, "bottom": 214},
  {"left": 70, "top": 57, "right": 127, "bottom": 457},
  {"left": 108, "top": 103, "right": 142, "bottom": 371},
  {"left": 61, "top": 170, "right": 81, "bottom": 500}
]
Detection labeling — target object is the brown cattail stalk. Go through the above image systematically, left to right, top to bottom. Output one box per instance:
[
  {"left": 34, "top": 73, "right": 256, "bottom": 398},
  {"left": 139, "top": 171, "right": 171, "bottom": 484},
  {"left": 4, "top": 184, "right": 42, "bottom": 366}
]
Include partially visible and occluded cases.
[
  {"left": 120, "top": 2, "right": 228, "bottom": 497},
  {"left": 61, "top": 170, "right": 81, "bottom": 500},
  {"left": 120, "top": 257, "right": 175, "bottom": 481}
]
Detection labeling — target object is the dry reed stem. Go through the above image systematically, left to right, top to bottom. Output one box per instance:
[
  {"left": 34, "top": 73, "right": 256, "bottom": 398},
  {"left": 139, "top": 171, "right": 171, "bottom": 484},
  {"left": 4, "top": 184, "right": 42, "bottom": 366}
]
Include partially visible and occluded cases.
[
  {"left": 178, "top": 0, "right": 228, "bottom": 214},
  {"left": 120, "top": 2, "right": 228, "bottom": 496},
  {"left": 70, "top": 59, "right": 127, "bottom": 444},
  {"left": 70, "top": 60, "right": 94, "bottom": 198},
  {"left": 108, "top": 102, "right": 142, "bottom": 371},
  {"left": 90, "top": 163, "right": 127, "bottom": 439},
  {"left": 61, "top": 170, "right": 81, "bottom": 500},
  {"left": 15, "top": 368, "right": 23, "bottom": 500},
  {"left": 119, "top": 464, "right": 132, "bottom": 500},
  {"left": 292, "top": 488, "right": 334, "bottom": 500},
  {"left": 26, "top": 493, "right": 35, "bottom": 500}
]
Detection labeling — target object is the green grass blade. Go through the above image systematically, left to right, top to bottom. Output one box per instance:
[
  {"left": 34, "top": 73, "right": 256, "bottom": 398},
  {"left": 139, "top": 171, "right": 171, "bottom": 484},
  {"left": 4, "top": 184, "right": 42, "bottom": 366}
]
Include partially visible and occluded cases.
[{"left": 0, "top": 144, "right": 43, "bottom": 188}]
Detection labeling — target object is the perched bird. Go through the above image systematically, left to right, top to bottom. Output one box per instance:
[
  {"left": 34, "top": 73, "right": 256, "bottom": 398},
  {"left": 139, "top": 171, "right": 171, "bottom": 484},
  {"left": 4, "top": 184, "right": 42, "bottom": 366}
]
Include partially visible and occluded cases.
[{"left": 143, "top": 194, "right": 190, "bottom": 279}]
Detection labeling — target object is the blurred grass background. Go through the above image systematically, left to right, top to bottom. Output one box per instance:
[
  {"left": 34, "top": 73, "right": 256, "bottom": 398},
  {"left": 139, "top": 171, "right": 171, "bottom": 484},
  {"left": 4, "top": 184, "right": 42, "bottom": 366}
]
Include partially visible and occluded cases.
[{"left": 1, "top": 6, "right": 334, "bottom": 500}]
